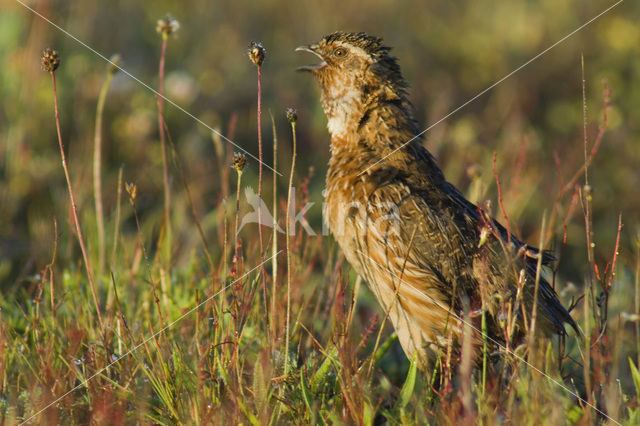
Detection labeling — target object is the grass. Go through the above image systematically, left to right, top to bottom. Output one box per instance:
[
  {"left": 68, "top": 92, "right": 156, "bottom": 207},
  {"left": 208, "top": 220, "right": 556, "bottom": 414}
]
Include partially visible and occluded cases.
[{"left": 2, "top": 7, "right": 640, "bottom": 425}]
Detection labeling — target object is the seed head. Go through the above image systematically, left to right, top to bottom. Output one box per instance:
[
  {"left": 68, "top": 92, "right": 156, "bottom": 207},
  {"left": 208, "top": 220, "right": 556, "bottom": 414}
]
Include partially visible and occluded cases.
[
  {"left": 156, "top": 14, "right": 180, "bottom": 37},
  {"left": 248, "top": 41, "right": 266, "bottom": 67},
  {"left": 41, "top": 48, "right": 60, "bottom": 73},
  {"left": 108, "top": 54, "right": 122, "bottom": 75},
  {"left": 286, "top": 108, "right": 298, "bottom": 123},
  {"left": 232, "top": 152, "right": 247, "bottom": 173},
  {"left": 125, "top": 182, "right": 138, "bottom": 206}
]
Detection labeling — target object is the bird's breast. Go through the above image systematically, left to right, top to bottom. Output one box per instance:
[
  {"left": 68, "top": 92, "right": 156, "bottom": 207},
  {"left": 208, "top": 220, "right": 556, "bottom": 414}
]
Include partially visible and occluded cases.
[{"left": 324, "top": 165, "right": 462, "bottom": 369}]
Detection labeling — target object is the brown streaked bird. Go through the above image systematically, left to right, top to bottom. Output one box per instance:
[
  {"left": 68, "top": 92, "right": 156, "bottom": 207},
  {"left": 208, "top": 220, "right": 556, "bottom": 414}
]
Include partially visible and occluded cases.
[{"left": 297, "top": 32, "right": 577, "bottom": 372}]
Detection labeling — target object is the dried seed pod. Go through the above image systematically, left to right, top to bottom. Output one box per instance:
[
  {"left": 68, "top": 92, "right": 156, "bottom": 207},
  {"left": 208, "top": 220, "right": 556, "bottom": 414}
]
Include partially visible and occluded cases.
[
  {"left": 248, "top": 41, "right": 266, "bottom": 67},
  {"left": 41, "top": 48, "right": 60, "bottom": 73}
]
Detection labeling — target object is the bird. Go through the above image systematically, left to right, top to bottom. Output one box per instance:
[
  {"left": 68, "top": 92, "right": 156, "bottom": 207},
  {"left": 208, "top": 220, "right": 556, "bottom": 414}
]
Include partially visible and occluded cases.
[{"left": 296, "top": 31, "right": 577, "bottom": 373}]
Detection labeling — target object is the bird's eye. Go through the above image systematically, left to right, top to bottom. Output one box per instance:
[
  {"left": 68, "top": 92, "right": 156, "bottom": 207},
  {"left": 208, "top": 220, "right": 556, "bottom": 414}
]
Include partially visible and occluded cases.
[{"left": 333, "top": 47, "right": 348, "bottom": 58}]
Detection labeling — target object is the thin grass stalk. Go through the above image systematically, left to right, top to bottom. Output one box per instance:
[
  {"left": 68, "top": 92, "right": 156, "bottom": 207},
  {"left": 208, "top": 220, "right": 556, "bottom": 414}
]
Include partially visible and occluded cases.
[
  {"left": 157, "top": 32, "right": 171, "bottom": 263},
  {"left": 581, "top": 55, "right": 590, "bottom": 188},
  {"left": 93, "top": 56, "right": 119, "bottom": 275},
  {"left": 579, "top": 57, "right": 596, "bottom": 413},
  {"left": 580, "top": 57, "right": 599, "bottom": 330},
  {"left": 580, "top": 59, "right": 596, "bottom": 414},
  {"left": 49, "top": 71, "right": 104, "bottom": 331},
  {"left": 547, "top": 76, "right": 609, "bottom": 241},
  {"left": 284, "top": 110, "right": 298, "bottom": 377},
  {"left": 271, "top": 114, "right": 278, "bottom": 346},
  {"left": 223, "top": 115, "right": 238, "bottom": 201},
  {"left": 161, "top": 117, "right": 215, "bottom": 271},
  {"left": 218, "top": 117, "right": 238, "bottom": 283},
  {"left": 212, "top": 129, "right": 227, "bottom": 289},
  {"left": 493, "top": 152, "right": 511, "bottom": 243},
  {"left": 232, "top": 153, "right": 246, "bottom": 275},
  {"left": 111, "top": 166, "right": 123, "bottom": 269},
  {"left": 105, "top": 167, "right": 123, "bottom": 313},
  {"left": 126, "top": 183, "right": 166, "bottom": 328},
  {"left": 222, "top": 199, "right": 228, "bottom": 288},
  {"left": 528, "top": 212, "right": 547, "bottom": 362},
  {"left": 47, "top": 218, "right": 58, "bottom": 317},
  {"left": 636, "top": 242, "right": 640, "bottom": 368},
  {"left": 110, "top": 271, "right": 133, "bottom": 343},
  {"left": 346, "top": 276, "right": 361, "bottom": 337},
  {"left": 583, "top": 284, "right": 593, "bottom": 418},
  {"left": 460, "top": 299, "right": 474, "bottom": 422},
  {"left": 481, "top": 307, "right": 488, "bottom": 396},
  {"left": 604, "top": 316, "right": 624, "bottom": 421}
]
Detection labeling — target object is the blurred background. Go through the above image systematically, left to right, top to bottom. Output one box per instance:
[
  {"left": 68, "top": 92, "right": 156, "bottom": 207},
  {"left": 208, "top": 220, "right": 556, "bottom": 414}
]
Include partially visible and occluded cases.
[{"left": 0, "top": 0, "right": 638, "bottom": 300}]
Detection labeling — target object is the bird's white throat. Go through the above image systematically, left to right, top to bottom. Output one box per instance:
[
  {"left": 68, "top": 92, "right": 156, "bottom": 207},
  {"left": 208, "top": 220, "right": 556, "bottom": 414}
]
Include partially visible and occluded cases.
[{"left": 322, "top": 78, "right": 363, "bottom": 140}]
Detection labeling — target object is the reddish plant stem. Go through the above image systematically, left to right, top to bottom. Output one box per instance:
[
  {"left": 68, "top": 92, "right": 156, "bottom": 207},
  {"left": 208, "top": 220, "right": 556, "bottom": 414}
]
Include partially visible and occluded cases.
[
  {"left": 256, "top": 65, "right": 267, "bottom": 313},
  {"left": 256, "top": 66, "right": 264, "bottom": 249},
  {"left": 51, "top": 73, "right": 104, "bottom": 331},
  {"left": 548, "top": 80, "right": 610, "bottom": 238},
  {"left": 233, "top": 170, "right": 243, "bottom": 276},
  {"left": 603, "top": 213, "right": 623, "bottom": 327},
  {"left": 607, "top": 213, "right": 623, "bottom": 291}
]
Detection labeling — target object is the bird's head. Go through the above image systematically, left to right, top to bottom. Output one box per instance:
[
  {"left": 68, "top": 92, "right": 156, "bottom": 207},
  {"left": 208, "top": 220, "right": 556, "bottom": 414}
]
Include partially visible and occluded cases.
[{"left": 296, "top": 32, "right": 408, "bottom": 106}]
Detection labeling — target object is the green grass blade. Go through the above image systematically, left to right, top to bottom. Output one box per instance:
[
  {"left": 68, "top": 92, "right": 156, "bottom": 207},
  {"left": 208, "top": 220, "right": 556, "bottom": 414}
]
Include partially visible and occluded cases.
[{"left": 395, "top": 353, "right": 418, "bottom": 410}]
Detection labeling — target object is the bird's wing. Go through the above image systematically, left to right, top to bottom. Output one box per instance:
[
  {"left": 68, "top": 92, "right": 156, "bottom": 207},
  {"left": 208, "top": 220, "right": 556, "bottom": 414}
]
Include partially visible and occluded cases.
[{"left": 369, "top": 137, "right": 575, "bottom": 335}]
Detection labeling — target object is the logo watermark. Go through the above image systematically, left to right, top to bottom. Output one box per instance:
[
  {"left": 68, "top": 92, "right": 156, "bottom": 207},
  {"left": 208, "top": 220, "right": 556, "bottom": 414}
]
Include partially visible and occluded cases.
[{"left": 236, "top": 187, "right": 402, "bottom": 237}]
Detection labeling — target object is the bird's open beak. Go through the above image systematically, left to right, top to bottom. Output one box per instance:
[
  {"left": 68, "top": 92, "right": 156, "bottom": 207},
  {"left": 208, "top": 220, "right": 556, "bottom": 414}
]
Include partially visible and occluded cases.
[{"left": 295, "top": 45, "right": 326, "bottom": 72}]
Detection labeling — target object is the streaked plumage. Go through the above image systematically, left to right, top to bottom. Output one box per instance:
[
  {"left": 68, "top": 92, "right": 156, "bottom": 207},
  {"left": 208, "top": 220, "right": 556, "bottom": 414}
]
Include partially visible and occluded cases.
[{"left": 297, "top": 32, "right": 576, "bottom": 371}]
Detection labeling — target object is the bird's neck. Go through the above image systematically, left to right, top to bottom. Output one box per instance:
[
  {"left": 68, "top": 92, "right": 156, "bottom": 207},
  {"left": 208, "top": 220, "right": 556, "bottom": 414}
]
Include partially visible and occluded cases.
[
  {"left": 322, "top": 80, "right": 414, "bottom": 156},
  {"left": 323, "top": 81, "right": 441, "bottom": 188}
]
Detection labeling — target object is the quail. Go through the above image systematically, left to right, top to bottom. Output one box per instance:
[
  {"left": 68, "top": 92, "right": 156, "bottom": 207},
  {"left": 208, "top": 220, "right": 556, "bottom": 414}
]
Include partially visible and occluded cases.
[{"left": 297, "top": 32, "right": 577, "bottom": 371}]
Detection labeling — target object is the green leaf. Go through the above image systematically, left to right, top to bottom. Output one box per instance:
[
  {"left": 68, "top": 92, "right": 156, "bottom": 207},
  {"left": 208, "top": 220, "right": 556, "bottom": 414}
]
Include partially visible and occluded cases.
[
  {"left": 373, "top": 332, "right": 398, "bottom": 365},
  {"left": 310, "top": 345, "right": 339, "bottom": 394},
  {"left": 395, "top": 353, "right": 418, "bottom": 410},
  {"left": 253, "top": 357, "right": 268, "bottom": 417},
  {"left": 629, "top": 357, "right": 640, "bottom": 397},
  {"left": 300, "top": 368, "right": 313, "bottom": 416},
  {"left": 237, "top": 398, "right": 260, "bottom": 426},
  {"left": 363, "top": 399, "right": 375, "bottom": 426},
  {"left": 565, "top": 404, "right": 583, "bottom": 424}
]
